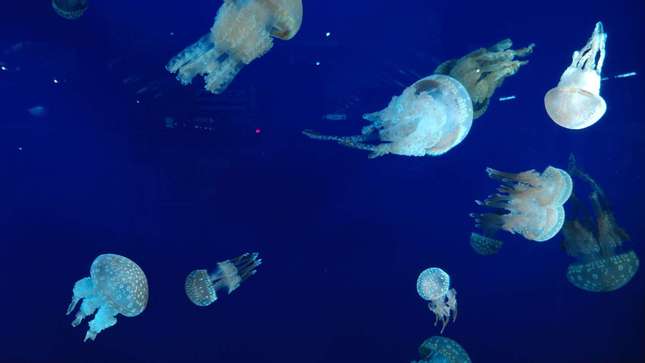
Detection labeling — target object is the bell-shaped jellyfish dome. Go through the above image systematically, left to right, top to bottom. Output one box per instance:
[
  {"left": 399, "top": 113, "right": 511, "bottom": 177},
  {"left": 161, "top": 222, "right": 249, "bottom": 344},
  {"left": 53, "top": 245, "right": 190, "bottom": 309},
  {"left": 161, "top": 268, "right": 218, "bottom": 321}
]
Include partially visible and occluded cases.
[
  {"left": 52, "top": 0, "right": 88, "bottom": 19},
  {"left": 166, "top": 0, "right": 303, "bottom": 94},
  {"left": 545, "top": 22, "right": 607, "bottom": 129},
  {"left": 435, "top": 38, "right": 534, "bottom": 119},
  {"left": 304, "top": 74, "right": 473, "bottom": 158},
  {"left": 469, "top": 232, "right": 503, "bottom": 256},
  {"left": 185, "top": 252, "right": 262, "bottom": 307},
  {"left": 66, "top": 254, "right": 148, "bottom": 341},
  {"left": 416, "top": 267, "right": 458, "bottom": 334},
  {"left": 414, "top": 336, "right": 472, "bottom": 363}
]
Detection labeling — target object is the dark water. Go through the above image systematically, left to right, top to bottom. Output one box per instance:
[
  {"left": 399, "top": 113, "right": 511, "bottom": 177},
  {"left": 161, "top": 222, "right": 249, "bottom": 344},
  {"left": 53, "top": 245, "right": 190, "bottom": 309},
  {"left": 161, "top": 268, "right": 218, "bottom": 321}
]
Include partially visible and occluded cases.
[{"left": 1, "top": 1, "right": 644, "bottom": 362}]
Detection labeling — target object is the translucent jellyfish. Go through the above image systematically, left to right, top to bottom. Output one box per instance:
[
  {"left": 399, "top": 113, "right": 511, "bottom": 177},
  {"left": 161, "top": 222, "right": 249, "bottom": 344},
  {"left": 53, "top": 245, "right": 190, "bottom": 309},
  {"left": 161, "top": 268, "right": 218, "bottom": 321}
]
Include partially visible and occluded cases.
[
  {"left": 51, "top": 0, "right": 88, "bottom": 19},
  {"left": 166, "top": 0, "right": 303, "bottom": 94},
  {"left": 545, "top": 22, "right": 607, "bottom": 129},
  {"left": 435, "top": 39, "right": 534, "bottom": 119},
  {"left": 304, "top": 74, "right": 473, "bottom": 158},
  {"left": 562, "top": 154, "right": 639, "bottom": 292},
  {"left": 470, "top": 166, "right": 572, "bottom": 242},
  {"left": 469, "top": 232, "right": 503, "bottom": 256},
  {"left": 185, "top": 252, "right": 262, "bottom": 307},
  {"left": 66, "top": 254, "right": 148, "bottom": 342},
  {"left": 416, "top": 267, "right": 457, "bottom": 334},
  {"left": 412, "top": 336, "right": 472, "bottom": 363}
]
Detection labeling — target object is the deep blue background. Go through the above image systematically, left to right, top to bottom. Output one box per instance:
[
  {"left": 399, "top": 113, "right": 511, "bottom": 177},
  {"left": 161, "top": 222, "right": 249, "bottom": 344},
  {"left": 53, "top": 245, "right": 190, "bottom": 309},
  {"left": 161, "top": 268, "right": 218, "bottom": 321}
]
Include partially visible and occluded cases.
[{"left": 1, "top": 1, "right": 644, "bottom": 362}]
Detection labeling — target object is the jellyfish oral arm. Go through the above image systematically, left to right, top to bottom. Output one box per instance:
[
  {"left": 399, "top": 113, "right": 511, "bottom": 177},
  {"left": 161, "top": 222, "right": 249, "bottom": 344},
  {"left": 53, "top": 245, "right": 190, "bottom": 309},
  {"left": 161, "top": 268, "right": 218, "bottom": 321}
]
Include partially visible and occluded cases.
[{"left": 85, "top": 305, "right": 118, "bottom": 342}]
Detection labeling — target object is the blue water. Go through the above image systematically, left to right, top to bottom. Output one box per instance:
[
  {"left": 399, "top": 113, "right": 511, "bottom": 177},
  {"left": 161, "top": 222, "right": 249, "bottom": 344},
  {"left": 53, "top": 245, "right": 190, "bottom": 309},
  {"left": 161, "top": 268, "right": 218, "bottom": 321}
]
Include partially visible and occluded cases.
[{"left": 1, "top": 1, "right": 644, "bottom": 362}]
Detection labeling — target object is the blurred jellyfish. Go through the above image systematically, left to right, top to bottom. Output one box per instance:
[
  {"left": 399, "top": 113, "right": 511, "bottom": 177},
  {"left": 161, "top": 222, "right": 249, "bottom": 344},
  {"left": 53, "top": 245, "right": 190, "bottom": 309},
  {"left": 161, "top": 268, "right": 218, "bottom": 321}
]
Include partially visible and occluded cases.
[
  {"left": 52, "top": 0, "right": 88, "bottom": 19},
  {"left": 166, "top": 0, "right": 303, "bottom": 94},
  {"left": 545, "top": 22, "right": 607, "bottom": 129},
  {"left": 435, "top": 39, "right": 534, "bottom": 119},
  {"left": 304, "top": 74, "right": 473, "bottom": 158},
  {"left": 562, "top": 154, "right": 639, "bottom": 292},
  {"left": 471, "top": 166, "right": 572, "bottom": 242},
  {"left": 469, "top": 232, "right": 503, "bottom": 256},
  {"left": 185, "top": 252, "right": 262, "bottom": 307},
  {"left": 66, "top": 254, "right": 148, "bottom": 342},
  {"left": 416, "top": 267, "right": 457, "bottom": 334},
  {"left": 412, "top": 336, "right": 472, "bottom": 363}
]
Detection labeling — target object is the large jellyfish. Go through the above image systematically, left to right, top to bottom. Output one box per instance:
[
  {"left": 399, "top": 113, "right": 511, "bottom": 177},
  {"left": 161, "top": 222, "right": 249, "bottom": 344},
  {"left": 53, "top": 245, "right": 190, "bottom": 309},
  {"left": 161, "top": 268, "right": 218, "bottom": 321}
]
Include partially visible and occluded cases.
[
  {"left": 52, "top": 0, "right": 88, "bottom": 19},
  {"left": 166, "top": 0, "right": 303, "bottom": 94},
  {"left": 545, "top": 22, "right": 607, "bottom": 129},
  {"left": 435, "top": 39, "right": 534, "bottom": 119},
  {"left": 304, "top": 74, "right": 473, "bottom": 158},
  {"left": 562, "top": 155, "right": 639, "bottom": 292},
  {"left": 470, "top": 166, "right": 573, "bottom": 242},
  {"left": 469, "top": 232, "right": 503, "bottom": 256},
  {"left": 185, "top": 252, "right": 262, "bottom": 307},
  {"left": 66, "top": 254, "right": 148, "bottom": 342},
  {"left": 416, "top": 267, "right": 457, "bottom": 334},
  {"left": 412, "top": 336, "right": 472, "bottom": 363}
]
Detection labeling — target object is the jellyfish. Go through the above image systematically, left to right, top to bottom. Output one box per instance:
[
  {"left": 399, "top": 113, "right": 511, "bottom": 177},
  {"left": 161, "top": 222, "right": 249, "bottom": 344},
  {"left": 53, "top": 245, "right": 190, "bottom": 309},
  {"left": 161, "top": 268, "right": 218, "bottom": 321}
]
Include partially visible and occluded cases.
[
  {"left": 51, "top": 0, "right": 88, "bottom": 19},
  {"left": 166, "top": 0, "right": 303, "bottom": 94},
  {"left": 545, "top": 22, "right": 607, "bottom": 129},
  {"left": 434, "top": 39, "right": 534, "bottom": 119},
  {"left": 304, "top": 74, "right": 473, "bottom": 158},
  {"left": 562, "top": 154, "right": 639, "bottom": 292},
  {"left": 470, "top": 166, "right": 572, "bottom": 242},
  {"left": 469, "top": 232, "right": 503, "bottom": 256},
  {"left": 185, "top": 252, "right": 262, "bottom": 307},
  {"left": 66, "top": 254, "right": 148, "bottom": 342},
  {"left": 416, "top": 267, "right": 457, "bottom": 334},
  {"left": 412, "top": 336, "right": 472, "bottom": 363}
]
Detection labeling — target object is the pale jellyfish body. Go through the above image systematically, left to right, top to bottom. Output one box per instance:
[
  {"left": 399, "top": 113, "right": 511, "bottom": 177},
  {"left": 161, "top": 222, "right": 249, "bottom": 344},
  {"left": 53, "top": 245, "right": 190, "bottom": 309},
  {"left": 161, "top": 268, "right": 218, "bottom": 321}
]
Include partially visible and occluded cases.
[
  {"left": 167, "top": 0, "right": 303, "bottom": 94},
  {"left": 545, "top": 22, "right": 607, "bottom": 129},
  {"left": 304, "top": 74, "right": 473, "bottom": 158},
  {"left": 185, "top": 252, "right": 262, "bottom": 307},
  {"left": 66, "top": 254, "right": 148, "bottom": 342},
  {"left": 416, "top": 267, "right": 457, "bottom": 334},
  {"left": 413, "top": 336, "right": 472, "bottom": 363}
]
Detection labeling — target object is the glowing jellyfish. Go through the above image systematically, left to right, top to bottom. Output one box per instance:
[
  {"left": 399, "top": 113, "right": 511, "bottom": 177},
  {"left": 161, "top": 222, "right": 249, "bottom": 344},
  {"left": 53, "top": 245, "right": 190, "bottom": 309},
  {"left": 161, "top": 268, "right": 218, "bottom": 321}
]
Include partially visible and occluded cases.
[
  {"left": 52, "top": 0, "right": 88, "bottom": 19},
  {"left": 166, "top": 0, "right": 303, "bottom": 94},
  {"left": 545, "top": 22, "right": 607, "bottom": 129},
  {"left": 435, "top": 39, "right": 534, "bottom": 119},
  {"left": 304, "top": 74, "right": 473, "bottom": 158},
  {"left": 562, "top": 155, "right": 639, "bottom": 292},
  {"left": 470, "top": 166, "right": 572, "bottom": 242},
  {"left": 469, "top": 232, "right": 503, "bottom": 256},
  {"left": 185, "top": 252, "right": 262, "bottom": 307},
  {"left": 66, "top": 254, "right": 148, "bottom": 342},
  {"left": 416, "top": 267, "right": 457, "bottom": 334},
  {"left": 412, "top": 336, "right": 472, "bottom": 363}
]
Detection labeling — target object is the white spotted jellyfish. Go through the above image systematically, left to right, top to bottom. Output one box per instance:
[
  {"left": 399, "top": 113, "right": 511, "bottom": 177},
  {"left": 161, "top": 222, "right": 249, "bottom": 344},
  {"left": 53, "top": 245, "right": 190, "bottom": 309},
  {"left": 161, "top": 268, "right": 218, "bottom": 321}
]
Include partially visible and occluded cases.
[
  {"left": 66, "top": 254, "right": 148, "bottom": 342},
  {"left": 416, "top": 267, "right": 457, "bottom": 334}
]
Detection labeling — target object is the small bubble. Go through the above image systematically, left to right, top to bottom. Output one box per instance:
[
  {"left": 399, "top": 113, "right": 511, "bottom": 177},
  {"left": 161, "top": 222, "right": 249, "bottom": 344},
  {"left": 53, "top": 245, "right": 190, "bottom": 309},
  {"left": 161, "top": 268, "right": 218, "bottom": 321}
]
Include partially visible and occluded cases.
[
  {"left": 325, "top": 32, "right": 331, "bottom": 37},
  {"left": 315, "top": 61, "right": 320, "bottom": 66}
]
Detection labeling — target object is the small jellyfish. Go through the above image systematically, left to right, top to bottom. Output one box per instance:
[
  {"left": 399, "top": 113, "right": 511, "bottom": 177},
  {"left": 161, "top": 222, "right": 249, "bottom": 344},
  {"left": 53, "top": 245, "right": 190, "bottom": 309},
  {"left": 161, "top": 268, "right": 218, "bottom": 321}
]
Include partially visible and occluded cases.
[
  {"left": 51, "top": 0, "right": 88, "bottom": 19},
  {"left": 166, "top": 0, "right": 303, "bottom": 94},
  {"left": 545, "top": 22, "right": 607, "bottom": 129},
  {"left": 435, "top": 39, "right": 534, "bottom": 119},
  {"left": 304, "top": 74, "right": 473, "bottom": 158},
  {"left": 562, "top": 154, "right": 639, "bottom": 292},
  {"left": 470, "top": 166, "right": 572, "bottom": 242},
  {"left": 469, "top": 232, "right": 503, "bottom": 256},
  {"left": 185, "top": 252, "right": 262, "bottom": 307},
  {"left": 66, "top": 254, "right": 148, "bottom": 342},
  {"left": 416, "top": 267, "right": 457, "bottom": 334},
  {"left": 412, "top": 336, "right": 472, "bottom": 363}
]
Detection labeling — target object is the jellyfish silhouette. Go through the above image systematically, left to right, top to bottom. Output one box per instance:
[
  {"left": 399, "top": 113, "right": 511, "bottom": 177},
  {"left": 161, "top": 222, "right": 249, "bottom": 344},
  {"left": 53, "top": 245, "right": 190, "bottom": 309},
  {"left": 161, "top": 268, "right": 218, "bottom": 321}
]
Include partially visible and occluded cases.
[
  {"left": 52, "top": 0, "right": 88, "bottom": 19},
  {"left": 167, "top": 0, "right": 303, "bottom": 94},
  {"left": 545, "top": 22, "right": 607, "bottom": 129},
  {"left": 435, "top": 39, "right": 534, "bottom": 119},
  {"left": 304, "top": 74, "right": 473, "bottom": 158},
  {"left": 562, "top": 154, "right": 639, "bottom": 292},
  {"left": 471, "top": 166, "right": 572, "bottom": 242},
  {"left": 470, "top": 232, "right": 503, "bottom": 256},
  {"left": 185, "top": 252, "right": 262, "bottom": 307},
  {"left": 66, "top": 254, "right": 148, "bottom": 342},
  {"left": 416, "top": 267, "right": 457, "bottom": 334},
  {"left": 412, "top": 336, "right": 472, "bottom": 363}
]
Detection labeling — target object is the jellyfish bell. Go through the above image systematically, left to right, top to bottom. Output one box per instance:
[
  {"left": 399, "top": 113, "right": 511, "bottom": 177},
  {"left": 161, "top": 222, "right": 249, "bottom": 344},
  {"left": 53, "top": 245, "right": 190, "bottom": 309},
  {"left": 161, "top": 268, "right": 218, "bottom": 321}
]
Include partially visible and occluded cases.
[
  {"left": 52, "top": 0, "right": 88, "bottom": 20},
  {"left": 545, "top": 22, "right": 607, "bottom": 130},
  {"left": 469, "top": 232, "right": 503, "bottom": 256},
  {"left": 567, "top": 251, "right": 639, "bottom": 292},
  {"left": 416, "top": 267, "right": 457, "bottom": 334},
  {"left": 416, "top": 336, "right": 472, "bottom": 363}
]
